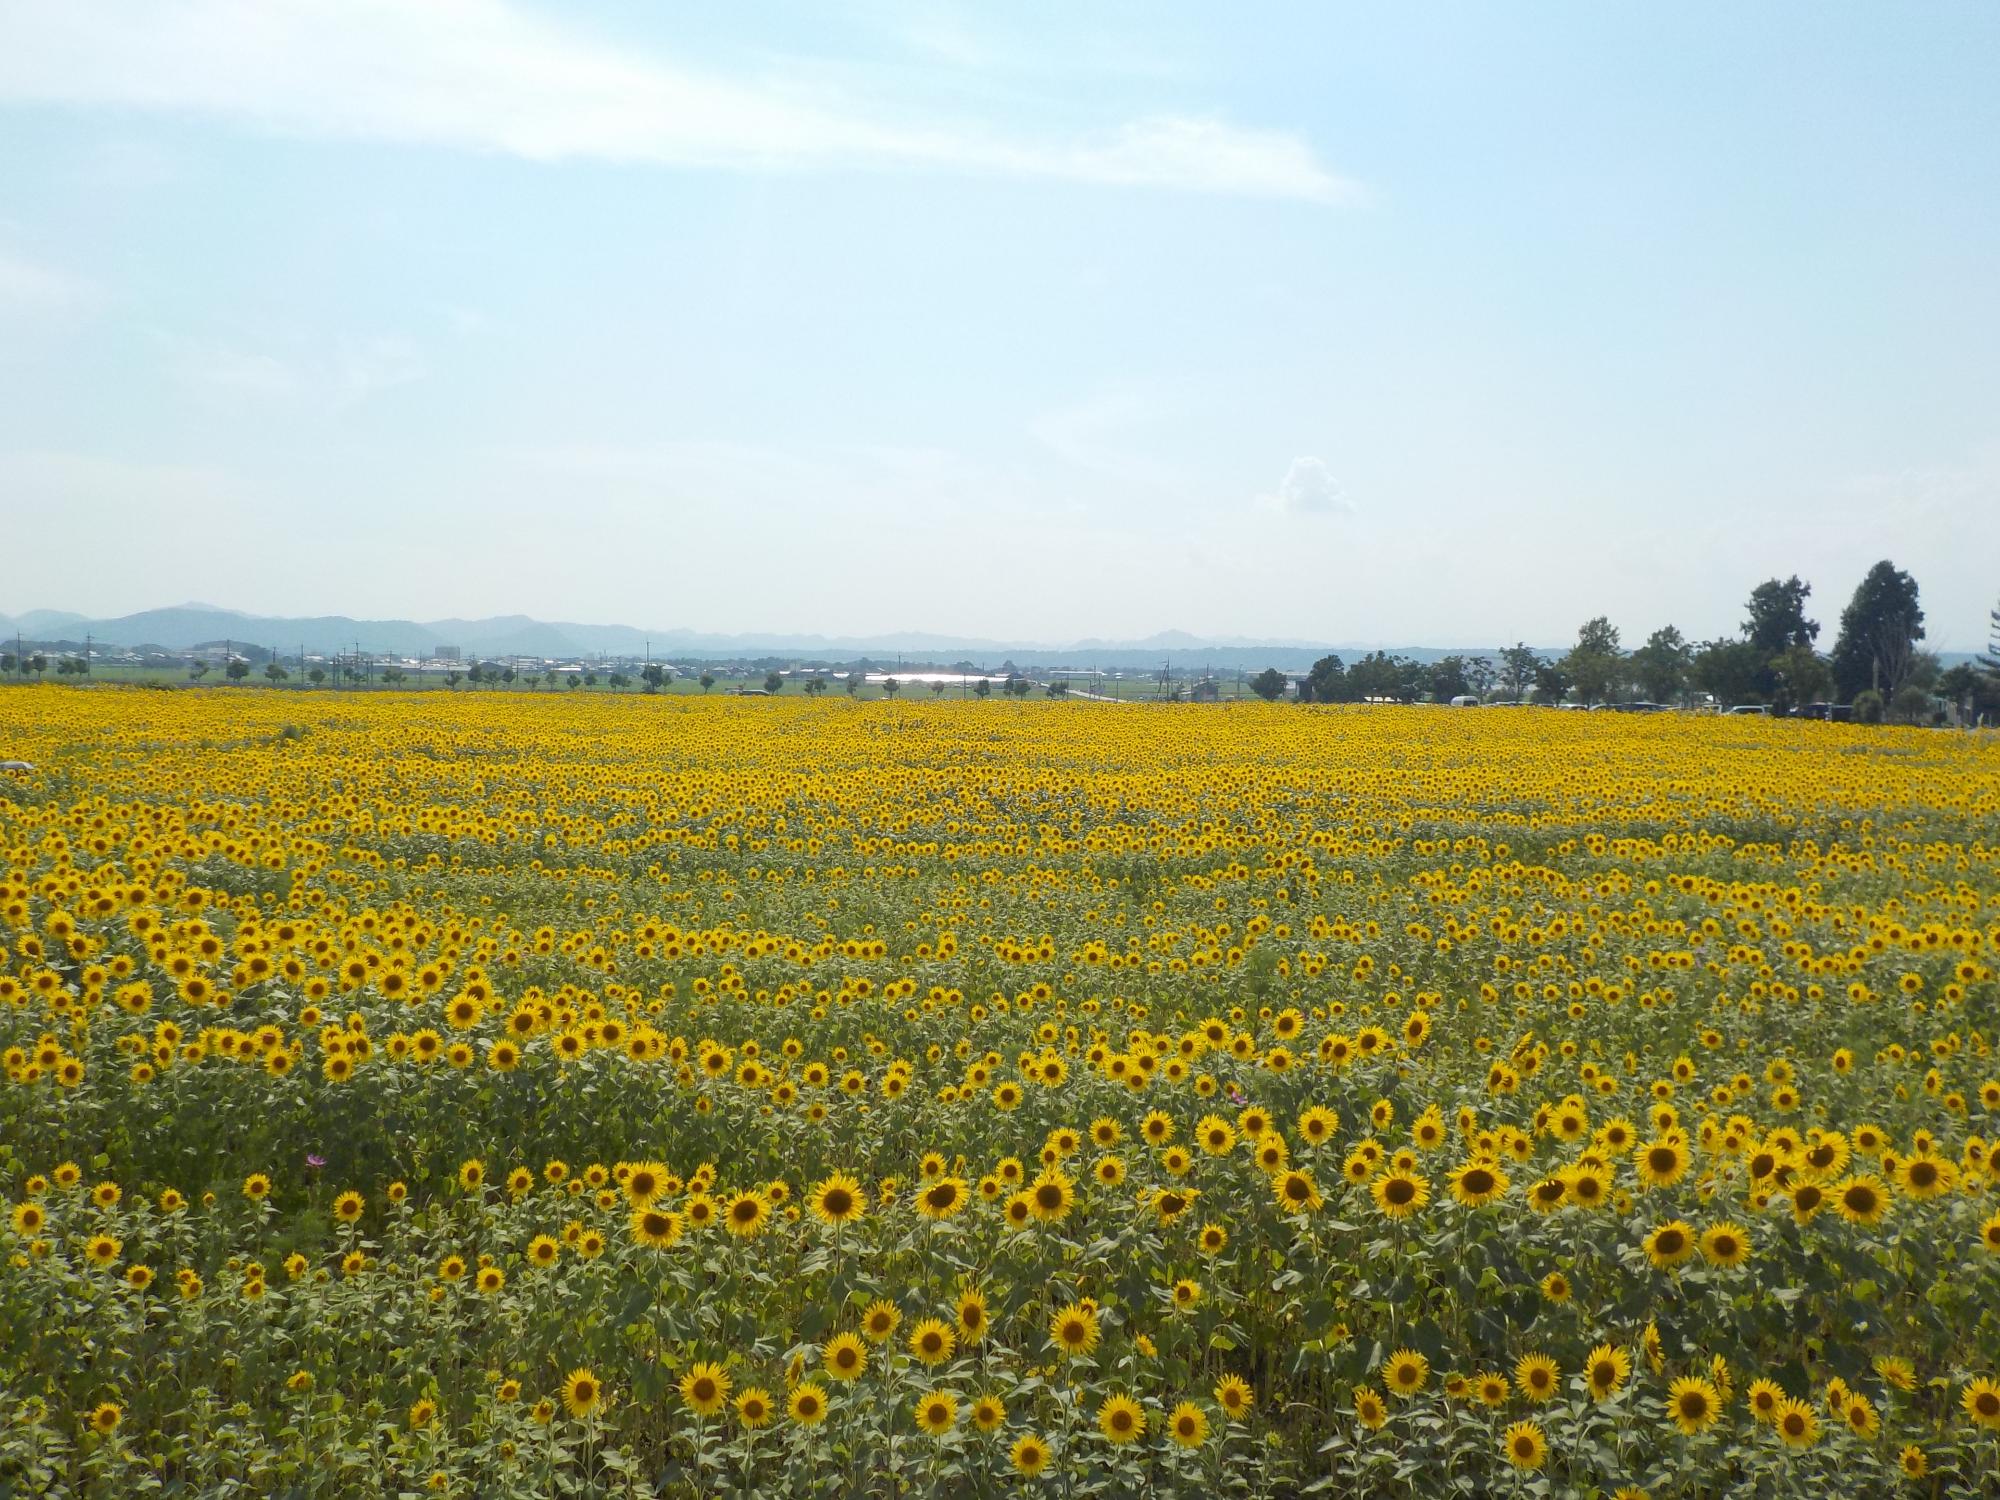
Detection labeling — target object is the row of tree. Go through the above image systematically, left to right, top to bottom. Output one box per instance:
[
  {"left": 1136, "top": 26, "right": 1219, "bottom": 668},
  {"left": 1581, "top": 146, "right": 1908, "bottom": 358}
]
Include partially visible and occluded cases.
[{"left": 1259, "top": 563, "right": 2000, "bottom": 723}]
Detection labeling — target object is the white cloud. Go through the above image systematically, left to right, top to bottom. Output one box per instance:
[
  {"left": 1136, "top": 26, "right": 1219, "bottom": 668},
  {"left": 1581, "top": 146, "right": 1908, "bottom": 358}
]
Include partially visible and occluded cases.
[
  {"left": 0, "top": 0, "right": 1352, "bottom": 201},
  {"left": 0, "top": 249, "right": 95, "bottom": 313},
  {"left": 163, "top": 333, "right": 424, "bottom": 407},
  {"left": 337, "top": 336, "right": 425, "bottom": 404},
  {"left": 167, "top": 342, "right": 302, "bottom": 400},
  {"left": 1259, "top": 455, "right": 1352, "bottom": 516}
]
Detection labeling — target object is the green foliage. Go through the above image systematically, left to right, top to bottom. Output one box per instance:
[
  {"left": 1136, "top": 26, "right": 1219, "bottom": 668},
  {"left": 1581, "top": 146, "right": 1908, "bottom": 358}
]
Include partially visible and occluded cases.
[
  {"left": 1831, "top": 561, "right": 1925, "bottom": 702},
  {"left": 1743, "top": 577, "right": 1819, "bottom": 656},
  {"left": 1561, "top": 618, "right": 1624, "bottom": 706},
  {"left": 1630, "top": 626, "right": 1692, "bottom": 703},
  {"left": 1689, "top": 640, "right": 1763, "bottom": 706},
  {"left": 1498, "top": 644, "right": 1540, "bottom": 703},
  {"left": 1767, "top": 645, "right": 1832, "bottom": 715},
  {"left": 1304, "top": 654, "right": 1351, "bottom": 704}
]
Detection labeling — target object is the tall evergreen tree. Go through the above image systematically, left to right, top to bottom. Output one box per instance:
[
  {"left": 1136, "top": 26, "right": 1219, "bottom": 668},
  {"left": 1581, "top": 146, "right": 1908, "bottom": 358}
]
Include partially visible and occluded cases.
[{"left": 1829, "top": 561, "right": 1925, "bottom": 701}]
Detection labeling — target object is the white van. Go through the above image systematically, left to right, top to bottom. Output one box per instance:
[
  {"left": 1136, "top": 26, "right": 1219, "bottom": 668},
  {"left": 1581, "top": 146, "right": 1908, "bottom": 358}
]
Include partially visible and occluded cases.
[{"left": 1449, "top": 695, "right": 1480, "bottom": 708}]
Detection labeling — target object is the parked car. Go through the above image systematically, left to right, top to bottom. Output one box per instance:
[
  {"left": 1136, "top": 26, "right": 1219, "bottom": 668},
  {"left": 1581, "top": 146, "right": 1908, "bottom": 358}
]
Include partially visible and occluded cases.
[
  {"left": 1449, "top": 695, "right": 1481, "bottom": 708},
  {"left": 1723, "top": 704, "right": 1769, "bottom": 716}
]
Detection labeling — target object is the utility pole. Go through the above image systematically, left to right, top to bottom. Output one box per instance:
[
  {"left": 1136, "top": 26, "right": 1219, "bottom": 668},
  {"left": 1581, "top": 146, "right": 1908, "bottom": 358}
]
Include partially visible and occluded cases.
[{"left": 84, "top": 633, "right": 92, "bottom": 676}]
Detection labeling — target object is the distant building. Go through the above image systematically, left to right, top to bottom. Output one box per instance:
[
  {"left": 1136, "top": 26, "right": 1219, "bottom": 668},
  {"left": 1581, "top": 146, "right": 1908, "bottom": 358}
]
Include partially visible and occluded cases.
[
  {"left": 434, "top": 646, "right": 462, "bottom": 661},
  {"left": 1190, "top": 680, "right": 1221, "bottom": 702}
]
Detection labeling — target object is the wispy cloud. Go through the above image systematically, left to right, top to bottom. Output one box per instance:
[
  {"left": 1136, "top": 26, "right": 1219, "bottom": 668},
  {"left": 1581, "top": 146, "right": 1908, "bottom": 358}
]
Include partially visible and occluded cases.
[
  {"left": 0, "top": 0, "right": 1352, "bottom": 201},
  {"left": 0, "top": 249, "right": 95, "bottom": 313},
  {"left": 163, "top": 333, "right": 425, "bottom": 408},
  {"left": 166, "top": 341, "right": 301, "bottom": 400},
  {"left": 1030, "top": 388, "right": 1183, "bottom": 487},
  {"left": 1257, "top": 456, "right": 1353, "bottom": 516}
]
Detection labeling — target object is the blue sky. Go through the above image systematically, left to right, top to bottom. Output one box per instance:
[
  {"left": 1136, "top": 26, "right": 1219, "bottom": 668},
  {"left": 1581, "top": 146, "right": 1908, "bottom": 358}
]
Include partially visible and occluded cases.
[{"left": 1, "top": 1, "right": 1996, "bottom": 648}]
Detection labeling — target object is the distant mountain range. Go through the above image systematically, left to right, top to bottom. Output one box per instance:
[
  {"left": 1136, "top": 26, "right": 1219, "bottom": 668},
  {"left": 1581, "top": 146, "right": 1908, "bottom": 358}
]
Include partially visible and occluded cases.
[{"left": 0, "top": 603, "right": 1525, "bottom": 671}]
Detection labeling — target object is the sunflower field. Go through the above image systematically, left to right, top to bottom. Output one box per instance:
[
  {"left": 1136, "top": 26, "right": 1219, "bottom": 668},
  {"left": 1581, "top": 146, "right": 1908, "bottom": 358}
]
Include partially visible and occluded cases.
[{"left": 3, "top": 688, "right": 2000, "bottom": 1498}]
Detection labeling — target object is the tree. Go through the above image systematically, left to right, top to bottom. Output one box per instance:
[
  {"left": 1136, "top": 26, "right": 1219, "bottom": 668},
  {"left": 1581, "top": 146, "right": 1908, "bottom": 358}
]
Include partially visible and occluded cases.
[
  {"left": 1830, "top": 560, "right": 1924, "bottom": 701},
  {"left": 1744, "top": 577, "right": 1819, "bottom": 656},
  {"left": 1981, "top": 598, "right": 2000, "bottom": 680},
  {"left": 1561, "top": 617, "right": 1624, "bottom": 705},
  {"left": 1629, "top": 626, "right": 1692, "bottom": 703},
  {"left": 1689, "top": 639, "right": 1763, "bottom": 706},
  {"left": 1498, "top": 644, "right": 1539, "bottom": 703},
  {"left": 1768, "top": 644, "right": 1832, "bottom": 715},
  {"left": 1347, "top": 652, "right": 1410, "bottom": 702},
  {"left": 0, "top": 653, "right": 13, "bottom": 677},
  {"left": 30, "top": 654, "right": 45, "bottom": 681},
  {"left": 1302, "top": 654, "right": 1351, "bottom": 703},
  {"left": 1427, "top": 656, "right": 1470, "bottom": 702},
  {"left": 1464, "top": 656, "right": 1497, "bottom": 699},
  {"left": 225, "top": 659, "right": 249, "bottom": 682},
  {"left": 1532, "top": 659, "right": 1570, "bottom": 705},
  {"left": 188, "top": 660, "right": 210, "bottom": 681},
  {"left": 1940, "top": 660, "right": 2000, "bottom": 726},
  {"left": 264, "top": 662, "right": 289, "bottom": 683},
  {"left": 467, "top": 662, "right": 487, "bottom": 688},
  {"left": 641, "top": 664, "right": 667, "bottom": 692},
  {"left": 382, "top": 666, "right": 405, "bottom": 686},
  {"left": 501, "top": 666, "right": 517, "bottom": 687},
  {"left": 308, "top": 667, "right": 326, "bottom": 686},
  {"left": 1249, "top": 667, "right": 1287, "bottom": 701},
  {"left": 444, "top": 670, "right": 462, "bottom": 690},
  {"left": 763, "top": 671, "right": 783, "bottom": 694},
  {"left": 606, "top": 672, "right": 629, "bottom": 689},
  {"left": 519, "top": 673, "right": 540, "bottom": 690},
  {"left": 582, "top": 673, "right": 597, "bottom": 688},
  {"left": 700, "top": 673, "right": 716, "bottom": 692},
  {"left": 846, "top": 674, "right": 863, "bottom": 696},
  {"left": 566, "top": 675, "right": 581, "bottom": 690},
  {"left": 1005, "top": 675, "right": 1032, "bottom": 697},
  {"left": 804, "top": 677, "right": 827, "bottom": 697},
  {"left": 882, "top": 677, "right": 900, "bottom": 697},
  {"left": 973, "top": 677, "right": 991, "bottom": 699},
  {"left": 930, "top": 680, "right": 948, "bottom": 697},
  {"left": 1044, "top": 680, "right": 1068, "bottom": 698},
  {"left": 1890, "top": 684, "right": 1934, "bottom": 726},
  {"left": 1851, "top": 690, "right": 1885, "bottom": 724}
]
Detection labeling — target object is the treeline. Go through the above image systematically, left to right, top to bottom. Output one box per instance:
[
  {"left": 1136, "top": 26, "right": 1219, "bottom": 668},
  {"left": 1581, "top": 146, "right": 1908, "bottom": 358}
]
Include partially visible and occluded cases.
[{"left": 1275, "top": 563, "right": 2000, "bottom": 723}]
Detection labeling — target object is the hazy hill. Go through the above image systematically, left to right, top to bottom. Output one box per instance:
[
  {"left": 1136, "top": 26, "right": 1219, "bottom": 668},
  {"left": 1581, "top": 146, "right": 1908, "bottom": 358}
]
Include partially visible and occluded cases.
[{"left": 0, "top": 603, "right": 1545, "bottom": 669}]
